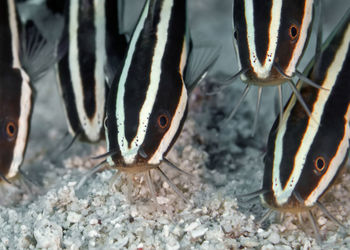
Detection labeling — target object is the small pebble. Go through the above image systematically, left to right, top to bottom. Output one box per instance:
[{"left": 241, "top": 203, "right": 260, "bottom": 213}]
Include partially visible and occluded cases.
[
  {"left": 156, "top": 196, "right": 169, "bottom": 205},
  {"left": 67, "top": 212, "right": 82, "bottom": 224},
  {"left": 317, "top": 216, "right": 327, "bottom": 226},
  {"left": 90, "top": 218, "right": 99, "bottom": 225},
  {"left": 34, "top": 219, "right": 62, "bottom": 249},
  {"left": 184, "top": 222, "right": 200, "bottom": 232},
  {"left": 191, "top": 227, "right": 208, "bottom": 238},
  {"left": 88, "top": 230, "right": 99, "bottom": 238},
  {"left": 268, "top": 232, "right": 280, "bottom": 245},
  {"left": 287, "top": 234, "right": 295, "bottom": 242},
  {"left": 240, "top": 237, "right": 259, "bottom": 248},
  {"left": 261, "top": 243, "right": 274, "bottom": 250}
]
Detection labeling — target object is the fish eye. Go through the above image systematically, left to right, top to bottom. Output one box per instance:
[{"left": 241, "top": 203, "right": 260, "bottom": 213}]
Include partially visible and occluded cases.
[
  {"left": 289, "top": 24, "right": 299, "bottom": 41},
  {"left": 157, "top": 113, "right": 170, "bottom": 129},
  {"left": 5, "top": 121, "right": 17, "bottom": 139},
  {"left": 314, "top": 156, "right": 326, "bottom": 172}
]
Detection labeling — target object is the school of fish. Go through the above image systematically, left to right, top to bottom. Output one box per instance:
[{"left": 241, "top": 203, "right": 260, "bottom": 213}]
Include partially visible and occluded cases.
[{"left": 0, "top": 0, "right": 349, "bottom": 242}]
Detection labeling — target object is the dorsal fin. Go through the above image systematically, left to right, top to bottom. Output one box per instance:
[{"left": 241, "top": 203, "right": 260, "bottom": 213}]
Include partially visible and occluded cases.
[
  {"left": 118, "top": 0, "right": 148, "bottom": 41},
  {"left": 311, "top": 7, "right": 350, "bottom": 80},
  {"left": 20, "top": 20, "right": 65, "bottom": 83},
  {"left": 184, "top": 30, "right": 220, "bottom": 93},
  {"left": 185, "top": 45, "right": 220, "bottom": 93}
]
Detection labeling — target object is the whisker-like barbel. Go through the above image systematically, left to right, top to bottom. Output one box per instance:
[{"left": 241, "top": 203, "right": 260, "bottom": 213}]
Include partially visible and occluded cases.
[
  {"left": 205, "top": 68, "right": 248, "bottom": 96},
  {"left": 226, "top": 84, "right": 251, "bottom": 122},
  {"left": 251, "top": 87, "right": 263, "bottom": 137},
  {"left": 91, "top": 149, "right": 119, "bottom": 160},
  {"left": 163, "top": 157, "right": 193, "bottom": 177},
  {"left": 76, "top": 160, "right": 107, "bottom": 190},
  {"left": 156, "top": 167, "right": 189, "bottom": 204},
  {"left": 236, "top": 188, "right": 269, "bottom": 201},
  {"left": 315, "top": 201, "right": 347, "bottom": 230},
  {"left": 258, "top": 209, "right": 274, "bottom": 225},
  {"left": 308, "top": 210, "right": 322, "bottom": 243}
]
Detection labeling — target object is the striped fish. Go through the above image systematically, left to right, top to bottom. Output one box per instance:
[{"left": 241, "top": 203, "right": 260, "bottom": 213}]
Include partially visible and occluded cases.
[
  {"left": 0, "top": 0, "right": 54, "bottom": 183},
  {"left": 56, "top": 0, "right": 127, "bottom": 143},
  {"left": 80, "top": 0, "right": 217, "bottom": 201},
  {"left": 228, "top": 0, "right": 319, "bottom": 134},
  {"left": 233, "top": 0, "right": 315, "bottom": 85},
  {"left": 258, "top": 8, "right": 350, "bottom": 240}
]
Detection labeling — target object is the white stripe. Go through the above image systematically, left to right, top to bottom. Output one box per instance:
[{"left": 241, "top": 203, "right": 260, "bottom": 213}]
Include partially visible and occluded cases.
[
  {"left": 7, "top": 0, "right": 21, "bottom": 68},
  {"left": 68, "top": 0, "right": 105, "bottom": 142},
  {"left": 68, "top": 0, "right": 82, "bottom": 132},
  {"left": 92, "top": 0, "right": 106, "bottom": 141},
  {"left": 115, "top": 0, "right": 150, "bottom": 163},
  {"left": 244, "top": 0, "right": 282, "bottom": 79},
  {"left": 285, "top": 0, "right": 314, "bottom": 77},
  {"left": 273, "top": 25, "right": 350, "bottom": 205},
  {"left": 179, "top": 39, "right": 188, "bottom": 74},
  {"left": 8, "top": 70, "right": 31, "bottom": 178},
  {"left": 148, "top": 84, "right": 188, "bottom": 164},
  {"left": 272, "top": 84, "right": 298, "bottom": 203},
  {"left": 305, "top": 105, "right": 350, "bottom": 206}
]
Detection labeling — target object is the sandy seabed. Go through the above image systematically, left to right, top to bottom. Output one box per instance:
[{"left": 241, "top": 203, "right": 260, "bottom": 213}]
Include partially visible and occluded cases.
[{"left": 1, "top": 0, "right": 350, "bottom": 249}]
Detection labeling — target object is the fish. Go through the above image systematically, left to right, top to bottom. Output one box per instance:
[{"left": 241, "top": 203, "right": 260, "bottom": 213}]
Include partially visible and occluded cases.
[
  {"left": 0, "top": 0, "right": 55, "bottom": 183},
  {"left": 55, "top": 0, "right": 127, "bottom": 143},
  {"left": 77, "top": 0, "right": 218, "bottom": 201},
  {"left": 226, "top": 0, "right": 321, "bottom": 135},
  {"left": 233, "top": 0, "right": 315, "bottom": 85},
  {"left": 244, "top": 7, "right": 350, "bottom": 241},
  {"left": 0, "top": 64, "right": 32, "bottom": 184}
]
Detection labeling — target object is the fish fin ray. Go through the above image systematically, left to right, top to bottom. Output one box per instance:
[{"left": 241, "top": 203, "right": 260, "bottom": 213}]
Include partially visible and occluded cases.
[
  {"left": 118, "top": 0, "right": 147, "bottom": 41},
  {"left": 20, "top": 20, "right": 67, "bottom": 83},
  {"left": 184, "top": 43, "right": 220, "bottom": 93}
]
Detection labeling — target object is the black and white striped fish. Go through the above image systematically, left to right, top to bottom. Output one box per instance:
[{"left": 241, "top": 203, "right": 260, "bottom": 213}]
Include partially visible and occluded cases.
[
  {"left": 0, "top": 0, "right": 54, "bottom": 183},
  {"left": 56, "top": 0, "right": 127, "bottom": 143},
  {"left": 81, "top": 0, "right": 217, "bottom": 200},
  {"left": 227, "top": 0, "right": 320, "bottom": 134},
  {"left": 233, "top": 0, "right": 315, "bottom": 85},
  {"left": 253, "top": 8, "right": 350, "bottom": 240}
]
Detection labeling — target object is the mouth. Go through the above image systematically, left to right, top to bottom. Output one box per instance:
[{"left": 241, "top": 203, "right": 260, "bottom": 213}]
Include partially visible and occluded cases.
[
  {"left": 114, "top": 162, "right": 159, "bottom": 174},
  {"left": 261, "top": 191, "right": 313, "bottom": 213},
  {"left": 261, "top": 199, "right": 313, "bottom": 213}
]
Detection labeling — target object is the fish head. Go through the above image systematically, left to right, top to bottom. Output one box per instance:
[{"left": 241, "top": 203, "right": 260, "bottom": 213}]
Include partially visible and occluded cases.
[
  {"left": 233, "top": 0, "right": 314, "bottom": 85},
  {"left": 0, "top": 63, "right": 32, "bottom": 180},
  {"left": 105, "top": 71, "right": 188, "bottom": 173},
  {"left": 261, "top": 111, "right": 349, "bottom": 213}
]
